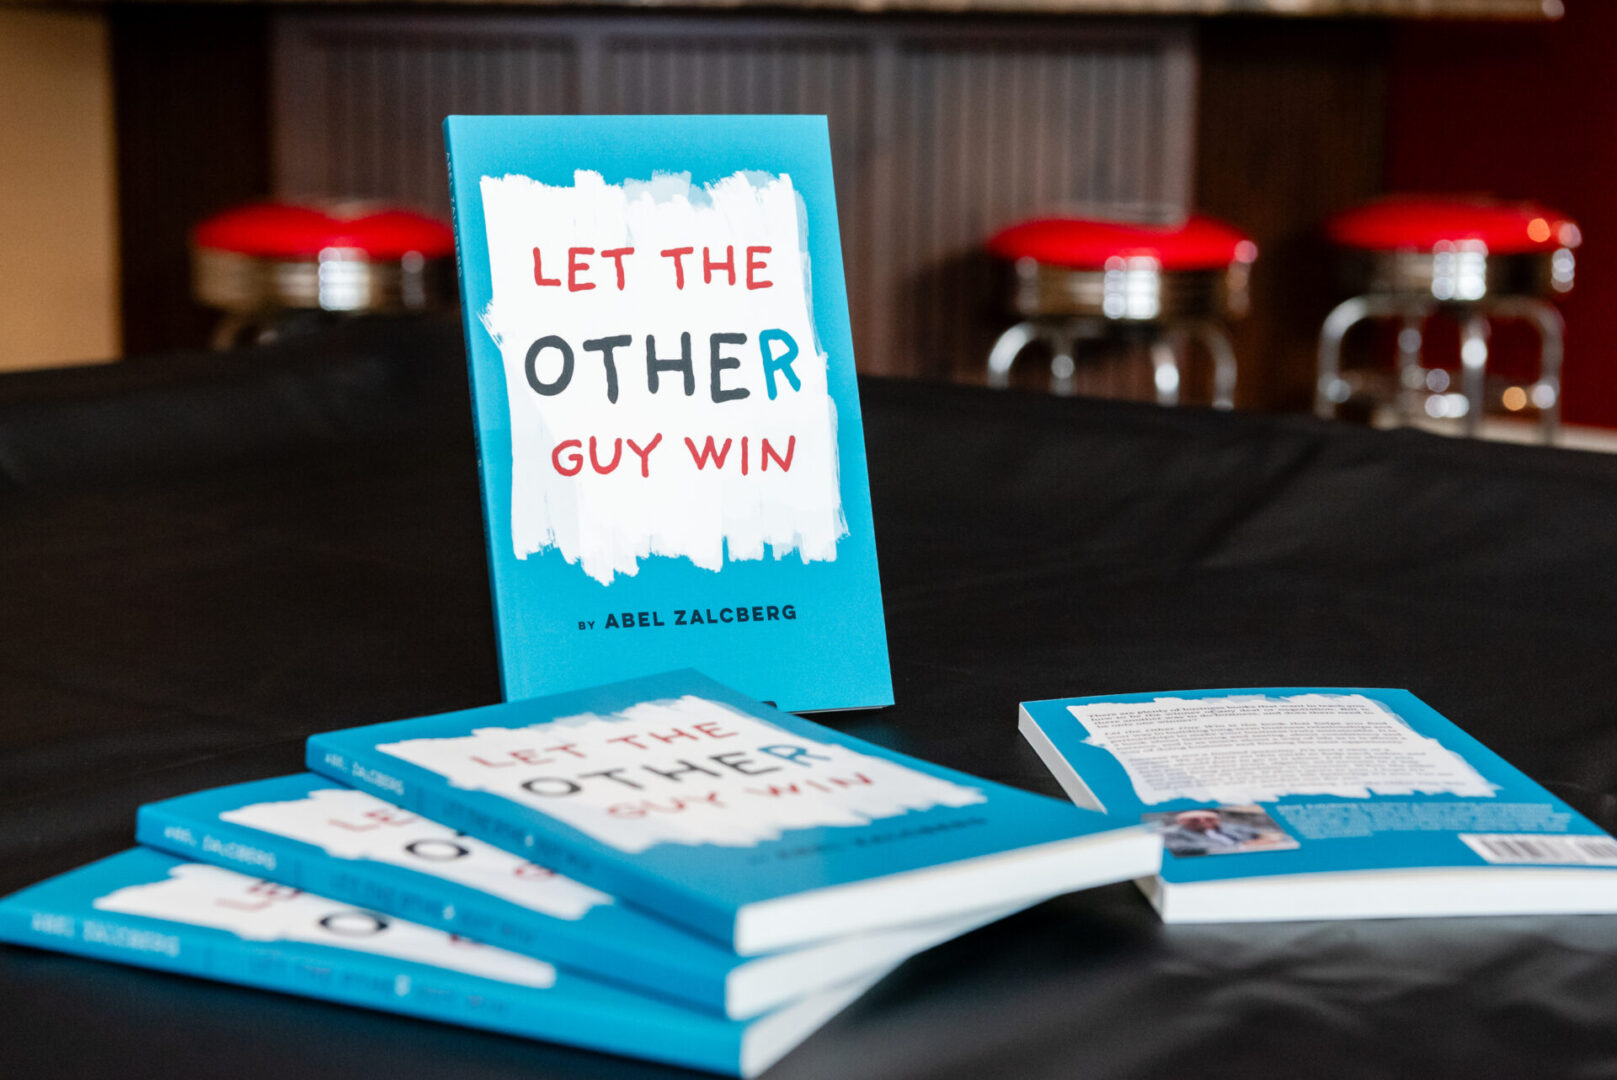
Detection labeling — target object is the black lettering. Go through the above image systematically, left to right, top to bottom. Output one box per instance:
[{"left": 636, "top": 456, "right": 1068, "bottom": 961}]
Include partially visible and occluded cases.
[
  {"left": 647, "top": 332, "right": 695, "bottom": 396},
  {"left": 709, "top": 332, "right": 749, "bottom": 403},
  {"left": 524, "top": 335, "right": 574, "bottom": 396},
  {"left": 582, "top": 335, "right": 630, "bottom": 404},
  {"left": 710, "top": 751, "right": 782, "bottom": 777},
  {"left": 642, "top": 759, "right": 723, "bottom": 783},
  {"left": 578, "top": 768, "right": 644, "bottom": 790},
  {"left": 521, "top": 777, "right": 583, "bottom": 797},
  {"left": 405, "top": 838, "right": 471, "bottom": 862},
  {"left": 320, "top": 910, "right": 389, "bottom": 937}
]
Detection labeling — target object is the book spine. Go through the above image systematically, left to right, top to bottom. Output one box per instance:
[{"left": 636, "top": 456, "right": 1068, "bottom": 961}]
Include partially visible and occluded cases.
[
  {"left": 442, "top": 119, "right": 519, "bottom": 703},
  {"left": 307, "top": 735, "right": 739, "bottom": 948},
  {"left": 135, "top": 802, "right": 730, "bottom": 1015},
  {"left": 136, "top": 804, "right": 305, "bottom": 887},
  {"left": 0, "top": 895, "right": 745, "bottom": 1076}
]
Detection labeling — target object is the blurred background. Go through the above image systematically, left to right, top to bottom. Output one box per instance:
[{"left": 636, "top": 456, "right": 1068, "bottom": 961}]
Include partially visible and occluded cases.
[{"left": 3, "top": 0, "right": 1606, "bottom": 434}]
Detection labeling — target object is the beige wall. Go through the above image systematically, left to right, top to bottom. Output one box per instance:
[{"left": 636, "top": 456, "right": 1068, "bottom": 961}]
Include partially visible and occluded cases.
[{"left": 0, "top": 8, "right": 119, "bottom": 370}]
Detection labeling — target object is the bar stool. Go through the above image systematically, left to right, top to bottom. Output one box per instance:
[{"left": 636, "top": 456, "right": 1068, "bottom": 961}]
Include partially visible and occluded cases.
[
  {"left": 1316, "top": 196, "right": 1579, "bottom": 442},
  {"left": 193, "top": 200, "right": 457, "bottom": 349},
  {"left": 984, "top": 215, "right": 1257, "bottom": 408}
]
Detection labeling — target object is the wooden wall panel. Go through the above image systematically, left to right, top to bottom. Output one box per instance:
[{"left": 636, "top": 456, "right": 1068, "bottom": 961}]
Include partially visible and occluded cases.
[
  {"left": 112, "top": 6, "right": 271, "bottom": 357},
  {"left": 271, "top": 13, "right": 1194, "bottom": 378},
  {"left": 1194, "top": 21, "right": 1390, "bottom": 411}
]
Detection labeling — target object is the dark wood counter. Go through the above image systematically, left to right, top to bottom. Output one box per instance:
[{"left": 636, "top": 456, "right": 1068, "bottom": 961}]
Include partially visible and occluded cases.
[{"left": 22, "top": 0, "right": 1559, "bottom": 16}]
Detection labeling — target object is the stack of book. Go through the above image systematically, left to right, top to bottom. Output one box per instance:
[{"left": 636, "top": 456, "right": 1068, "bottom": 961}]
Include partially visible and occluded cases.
[{"left": 0, "top": 670, "right": 1159, "bottom": 1076}]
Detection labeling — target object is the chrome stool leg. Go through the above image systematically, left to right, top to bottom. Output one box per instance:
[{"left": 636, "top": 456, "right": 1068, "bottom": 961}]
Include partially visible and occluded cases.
[
  {"left": 1317, "top": 294, "right": 1408, "bottom": 419},
  {"left": 1317, "top": 296, "right": 1372, "bottom": 418},
  {"left": 1491, "top": 296, "right": 1565, "bottom": 445},
  {"left": 1526, "top": 300, "right": 1565, "bottom": 446},
  {"left": 1396, "top": 310, "right": 1428, "bottom": 423},
  {"left": 1459, "top": 313, "right": 1490, "bottom": 439},
  {"left": 988, "top": 320, "right": 1038, "bottom": 389},
  {"left": 1190, "top": 321, "right": 1238, "bottom": 410},
  {"left": 1148, "top": 332, "right": 1181, "bottom": 408},
  {"left": 1050, "top": 337, "right": 1078, "bottom": 397}
]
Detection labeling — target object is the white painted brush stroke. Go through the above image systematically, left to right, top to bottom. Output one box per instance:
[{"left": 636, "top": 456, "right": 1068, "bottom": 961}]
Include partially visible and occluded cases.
[
  {"left": 479, "top": 169, "right": 846, "bottom": 585},
  {"left": 1068, "top": 693, "right": 1497, "bottom": 806},
  {"left": 377, "top": 696, "right": 986, "bottom": 854},
  {"left": 222, "top": 787, "right": 610, "bottom": 920},
  {"left": 95, "top": 862, "right": 556, "bottom": 987}
]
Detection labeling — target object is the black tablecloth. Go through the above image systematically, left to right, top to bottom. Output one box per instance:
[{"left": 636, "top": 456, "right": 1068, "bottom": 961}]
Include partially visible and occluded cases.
[{"left": 4, "top": 317, "right": 1616, "bottom": 1079}]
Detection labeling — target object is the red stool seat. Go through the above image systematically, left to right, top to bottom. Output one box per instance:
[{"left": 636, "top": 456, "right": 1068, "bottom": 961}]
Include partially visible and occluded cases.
[
  {"left": 1326, "top": 196, "right": 1580, "bottom": 255},
  {"left": 192, "top": 201, "right": 456, "bottom": 325},
  {"left": 194, "top": 201, "right": 455, "bottom": 260},
  {"left": 986, "top": 214, "right": 1257, "bottom": 271}
]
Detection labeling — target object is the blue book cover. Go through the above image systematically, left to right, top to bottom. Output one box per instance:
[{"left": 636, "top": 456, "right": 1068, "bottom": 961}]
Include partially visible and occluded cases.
[
  {"left": 443, "top": 114, "right": 891, "bottom": 712},
  {"left": 307, "top": 669, "right": 1161, "bottom": 954},
  {"left": 1019, "top": 687, "right": 1617, "bottom": 922},
  {"left": 138, "top": 773, "right": 1020, "bottom": 1019},
  {"left": 0, "top": 849, "right": 883, "bottom": 1077}
]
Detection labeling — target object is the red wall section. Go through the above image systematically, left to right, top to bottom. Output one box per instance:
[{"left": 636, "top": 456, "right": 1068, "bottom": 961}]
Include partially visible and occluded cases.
[{"left": 1386, "top": 5, "right": 1617, "bottom": 428}]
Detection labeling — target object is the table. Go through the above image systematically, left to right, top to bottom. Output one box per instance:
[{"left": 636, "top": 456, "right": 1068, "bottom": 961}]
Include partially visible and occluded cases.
[{"left": 3, "top": 316, "right": 1616, "bottom": 1078}]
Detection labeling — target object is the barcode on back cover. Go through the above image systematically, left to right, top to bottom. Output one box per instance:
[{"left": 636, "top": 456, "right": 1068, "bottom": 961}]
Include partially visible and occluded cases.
[{"left": 1460, "top": 834, "right": 1617, "bottom": 866}]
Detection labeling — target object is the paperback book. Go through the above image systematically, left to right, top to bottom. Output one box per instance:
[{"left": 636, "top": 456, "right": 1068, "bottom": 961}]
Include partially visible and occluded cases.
[
  {"left": 444, "top": 113, "right": 892, "bottom": 711},
  {"left": 308, "top": 668, "right": 1161, "bottom": 954},
  {"left": 1019, "top": 687, "right": 1617, "bottom": 923},
  {"left": 138, "top": 772, "right": 1019, "bottom": 1018},
  {"left": 0, "top": 848, "right": 877, "bottom": 1077}
]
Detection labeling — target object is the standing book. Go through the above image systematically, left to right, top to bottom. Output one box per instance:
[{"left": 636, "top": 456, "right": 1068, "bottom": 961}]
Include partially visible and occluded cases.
[
  {"left": 444, "top": 113, "right": 891, "bottom": 712},
  {"left": 307, "top": 669, "right": 1161, "bottom": 954},
  {"left": 1019, "top": 687, "right": 1617, "bottom": 923},
  {"left": 137, "top": 772, "right": 1020, "bottom": 1018},
  {"left": 0, "top": 849, "right": 878, "bottom": 1078}
]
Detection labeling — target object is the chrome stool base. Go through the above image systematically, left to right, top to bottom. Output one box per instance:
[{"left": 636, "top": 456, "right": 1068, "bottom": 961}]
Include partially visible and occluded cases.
[
  {"left": 1315, "top": 294, "right": 1564, "bottom": 444},
  {"left": 988, "top": 317, "right": 1237, "bottom": 409}
]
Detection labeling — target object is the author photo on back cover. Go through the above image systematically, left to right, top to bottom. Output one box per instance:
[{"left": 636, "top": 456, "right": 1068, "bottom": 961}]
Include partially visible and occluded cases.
[{"left": 1145, "top": 806, "right": 1298, "bottom": 858}]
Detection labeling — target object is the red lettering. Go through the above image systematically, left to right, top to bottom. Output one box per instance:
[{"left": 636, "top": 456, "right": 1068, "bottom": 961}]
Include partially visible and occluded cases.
[
  {"left": 704, "top": 245, "right": 736, "bottom": 285},
  {"left": 600, "top": 246, "right": 634, "bottom": 289},
  {"left": 746, "top": 246, "right": 773, "bottom": 289},
  {"left": 532, "top": 247, "right": 561, "bottom": 287},
  {"left": 568, "top": 247, "right": 595, "bottom": 292},
  {"left": 660, "top": 247, "right": 693, "bottom": 289},
  {"left": 626, "top": 433, "right": 663, "bottom": 478},
  {"left": 589, "top": 436, "right": 623, "bottom": 474},
  {"left": 684, "top": 436, "right": 733, "bottom": 470},
  {"left": 741, "top": 436, "right": 748, "bottom": 476},
  {"left": 761, "top": 436, "right": 795, "bottom": 472},
  {"left": 552, "top": 439, "right": 583, "bottom": 477},
  {"left": 692, "top": 721, "right": 737, "bottom": 739},
  {"left": 647, "top": 728, "right": 697, "bottom": 745},
  {"left": 607, "top": 734, "right": 648, "bottom": 750},
  {"left": 542, "top": 743, "right": 586, "bottom": 759},
  {"left": 509, "top": 749, "right": 554, "bottom": 765},
  {"left": 471, "top": 755, "right": 517, "bottom": 768},
  {"left": 827, "top": 773, "right": 875, "bottom": 788},
  {"left": 747, "top": 782, "right": 806, "bottom": 798},
  {"left": 609, "top": 793, "right": 725, "bottom": 817},
  {"left": 513, "top": 864, "right": 558, "bottom": 880},
  {"left": 217, "top": 881, "right": 302, "bottom": 911}
]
